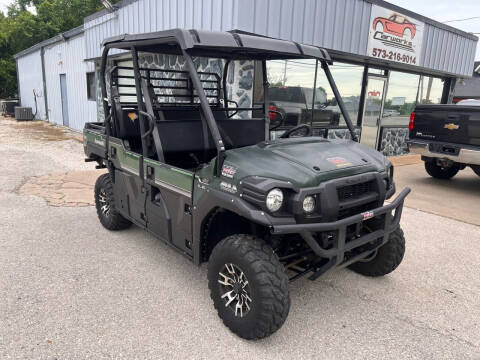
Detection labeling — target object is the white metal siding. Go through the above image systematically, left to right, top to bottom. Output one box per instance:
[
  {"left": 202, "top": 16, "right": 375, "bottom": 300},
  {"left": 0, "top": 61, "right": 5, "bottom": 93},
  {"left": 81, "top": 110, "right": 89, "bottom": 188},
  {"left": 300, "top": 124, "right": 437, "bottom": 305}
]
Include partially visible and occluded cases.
[
  {"left": 84, "top": 0, "right": 476, "bottom": 77},
  {"left": 84, "top": 0, "right": 239, "bottom": 60},
  {"left": 43, "top": 34, "right": 97, "bottom": 130},
  {"left": 16, "top": 50, "right": 47, "bottom": 120}
]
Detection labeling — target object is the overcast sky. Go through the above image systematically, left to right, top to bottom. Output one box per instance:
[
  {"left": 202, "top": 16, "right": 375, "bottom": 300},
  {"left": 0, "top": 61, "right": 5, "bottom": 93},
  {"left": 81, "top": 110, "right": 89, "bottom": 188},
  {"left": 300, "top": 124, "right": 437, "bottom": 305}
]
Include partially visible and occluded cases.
[{"left": 0, "top": 0, "right": 478, "bottom": 60}]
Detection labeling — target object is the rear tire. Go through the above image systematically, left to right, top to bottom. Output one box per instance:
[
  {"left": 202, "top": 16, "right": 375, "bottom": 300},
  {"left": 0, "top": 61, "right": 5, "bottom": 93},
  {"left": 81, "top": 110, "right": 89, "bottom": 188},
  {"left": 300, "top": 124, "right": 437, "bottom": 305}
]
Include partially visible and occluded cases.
[
  {"left": 424, "top": 161, "right": 460, "bottom": 179},
  {"left": 471, "top": 165, "right": 480, "bottom": 176},
  {"left": 94, "top": 173, "right": 131, "bottom": 230},
  {"left": 349, "top": 226, "right": 405, "bottom": 277},
  {"left": 208, "top": 234, "right": 290, "bottom": 340}
]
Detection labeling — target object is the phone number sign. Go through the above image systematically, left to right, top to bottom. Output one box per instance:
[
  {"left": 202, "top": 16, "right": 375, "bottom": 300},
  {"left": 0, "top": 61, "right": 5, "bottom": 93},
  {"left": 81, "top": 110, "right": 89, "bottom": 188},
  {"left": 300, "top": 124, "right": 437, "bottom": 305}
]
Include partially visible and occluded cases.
[{"left": 367, "top": 5, "right": 424, "bottom": 66}]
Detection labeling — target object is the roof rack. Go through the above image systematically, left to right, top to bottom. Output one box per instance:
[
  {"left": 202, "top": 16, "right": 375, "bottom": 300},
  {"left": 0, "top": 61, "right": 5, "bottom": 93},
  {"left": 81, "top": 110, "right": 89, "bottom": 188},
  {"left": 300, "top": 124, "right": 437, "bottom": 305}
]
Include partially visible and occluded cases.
[{"left": 102, "top": 29, "right": 331, "bottom": 63}]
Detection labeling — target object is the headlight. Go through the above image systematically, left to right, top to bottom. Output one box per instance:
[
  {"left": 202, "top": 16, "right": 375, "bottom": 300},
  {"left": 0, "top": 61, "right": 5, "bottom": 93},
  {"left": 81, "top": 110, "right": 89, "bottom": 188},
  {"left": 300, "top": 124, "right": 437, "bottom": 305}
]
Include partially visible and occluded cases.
[
  {"left": 266, "top": 188, "right": 283, "bottom": 212},
  {"left": 302, "top": 196, "right": 316, "bottom": 213}
]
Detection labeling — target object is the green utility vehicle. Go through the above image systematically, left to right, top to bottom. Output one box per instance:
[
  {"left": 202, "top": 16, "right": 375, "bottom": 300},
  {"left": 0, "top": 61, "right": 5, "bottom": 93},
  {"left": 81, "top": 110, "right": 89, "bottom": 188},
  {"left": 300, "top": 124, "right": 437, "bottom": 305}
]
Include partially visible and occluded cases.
[{"left": 83, "top": 29, "right": 410, "bottom": 339}]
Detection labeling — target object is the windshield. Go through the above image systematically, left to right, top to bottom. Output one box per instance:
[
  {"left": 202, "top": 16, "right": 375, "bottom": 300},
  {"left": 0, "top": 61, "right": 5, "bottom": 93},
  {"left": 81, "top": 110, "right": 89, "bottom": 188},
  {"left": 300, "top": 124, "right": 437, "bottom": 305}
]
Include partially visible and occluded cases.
[{"left": 266, "top": 60, "right": 359, "bottom": 130}]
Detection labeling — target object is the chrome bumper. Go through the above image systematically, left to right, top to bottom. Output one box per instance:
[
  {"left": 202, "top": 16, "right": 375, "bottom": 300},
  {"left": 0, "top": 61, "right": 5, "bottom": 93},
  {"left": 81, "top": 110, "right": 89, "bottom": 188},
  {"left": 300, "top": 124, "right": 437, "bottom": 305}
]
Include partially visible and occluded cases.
[{"left": 408, "top": 140, "right": 480, "bottom": 166}]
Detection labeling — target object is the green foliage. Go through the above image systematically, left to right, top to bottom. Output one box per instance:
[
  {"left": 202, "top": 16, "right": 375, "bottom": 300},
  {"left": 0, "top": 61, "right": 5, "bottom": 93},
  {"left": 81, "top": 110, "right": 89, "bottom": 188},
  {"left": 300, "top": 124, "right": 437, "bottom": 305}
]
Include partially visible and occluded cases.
[{"left": 0, "top": 0, "right": 121, "bottom": 98}]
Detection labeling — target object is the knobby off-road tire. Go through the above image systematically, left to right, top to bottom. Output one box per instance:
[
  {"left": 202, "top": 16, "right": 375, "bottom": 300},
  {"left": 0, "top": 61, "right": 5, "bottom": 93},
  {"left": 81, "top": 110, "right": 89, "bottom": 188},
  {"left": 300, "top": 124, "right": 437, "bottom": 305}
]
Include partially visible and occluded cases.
[
  {"left": 424, "top": 161, "right": 460, "bottom": 179},
  {"left": 471, "top": 165, "right": 480, "bottom": 177},
  {"left": 94, "top": 173, "right": 131, "bottom": 231},
  {"left": 349, "top": 226, "right": 405, "bottom": 277},
  {"left": 208, "top": 235, "right": 290, "bottom": 340}
]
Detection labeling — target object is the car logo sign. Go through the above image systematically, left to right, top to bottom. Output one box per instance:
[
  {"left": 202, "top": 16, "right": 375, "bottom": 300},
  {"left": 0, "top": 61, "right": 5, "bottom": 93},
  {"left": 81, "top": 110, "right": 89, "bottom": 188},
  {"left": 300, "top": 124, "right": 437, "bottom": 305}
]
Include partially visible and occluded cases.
[{"left": 444, "top": 123, "right": 459, "bottom": 130}]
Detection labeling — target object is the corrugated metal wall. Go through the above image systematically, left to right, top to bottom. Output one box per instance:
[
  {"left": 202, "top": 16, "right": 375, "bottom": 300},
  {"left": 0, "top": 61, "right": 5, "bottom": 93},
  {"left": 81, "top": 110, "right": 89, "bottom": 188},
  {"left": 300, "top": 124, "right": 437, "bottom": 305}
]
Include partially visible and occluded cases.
[
  {"left": 84, "top": 0, "right": 476, "bottom": 77},
  {"left": 85, "top": 0, "right": 240, "bottom": 59},
  {"left": 237, "top": 0, "right": 372, "bottom": 57},
  {"left": 420, "top": 23, "right": 478, "bottom": 76},
  {"left": 43, "top": 34, "right": 97, "bottom": 130},
  {"left": 16, "top": 50, "right": 47, "bottom": 120}
]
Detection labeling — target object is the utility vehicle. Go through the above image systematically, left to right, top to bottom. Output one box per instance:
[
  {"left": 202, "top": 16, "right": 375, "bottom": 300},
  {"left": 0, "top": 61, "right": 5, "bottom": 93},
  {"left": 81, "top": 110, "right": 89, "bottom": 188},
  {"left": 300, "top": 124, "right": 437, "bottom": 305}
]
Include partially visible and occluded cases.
[{"left": 83, "top": 29, "right": 410, "bottom": 340}]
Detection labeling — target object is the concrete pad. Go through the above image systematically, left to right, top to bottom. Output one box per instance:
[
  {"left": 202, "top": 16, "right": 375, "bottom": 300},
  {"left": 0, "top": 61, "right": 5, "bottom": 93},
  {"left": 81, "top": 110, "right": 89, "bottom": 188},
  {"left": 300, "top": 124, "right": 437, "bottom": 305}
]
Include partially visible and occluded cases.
[
  {"left": 388, "top": 154, "right": 422, "bottom": 167},
  {"left": 393, "top": 162, "right": 480, "bottom": 225}
]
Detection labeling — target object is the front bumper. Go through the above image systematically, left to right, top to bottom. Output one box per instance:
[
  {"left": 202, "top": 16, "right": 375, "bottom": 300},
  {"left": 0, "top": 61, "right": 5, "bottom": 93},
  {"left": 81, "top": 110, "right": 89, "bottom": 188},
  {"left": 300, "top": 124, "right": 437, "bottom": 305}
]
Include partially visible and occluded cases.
[
  {"left": 408, "top": 140, "right": 480, "bottom": 166},
  {"left": 271, "top": 187, "right": 411, "bottom": 279}
]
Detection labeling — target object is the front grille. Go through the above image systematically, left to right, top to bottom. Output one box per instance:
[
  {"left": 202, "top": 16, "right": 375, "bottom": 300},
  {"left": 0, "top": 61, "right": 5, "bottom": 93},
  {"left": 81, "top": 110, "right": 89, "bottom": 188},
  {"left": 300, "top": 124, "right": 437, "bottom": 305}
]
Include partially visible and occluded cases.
[
  {"left": 337, "top": 180, "right": 376, "bottom": 201},
  {"left": 338, "top": 201, "right": 377, "bottom": 220}
]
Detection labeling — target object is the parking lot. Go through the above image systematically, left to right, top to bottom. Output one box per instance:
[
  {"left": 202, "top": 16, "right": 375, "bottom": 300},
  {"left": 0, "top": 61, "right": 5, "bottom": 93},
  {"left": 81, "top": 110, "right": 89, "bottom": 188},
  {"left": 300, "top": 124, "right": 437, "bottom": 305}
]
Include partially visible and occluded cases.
[{"left": 1, "top": 117, "right": 479, "bottom": 359}]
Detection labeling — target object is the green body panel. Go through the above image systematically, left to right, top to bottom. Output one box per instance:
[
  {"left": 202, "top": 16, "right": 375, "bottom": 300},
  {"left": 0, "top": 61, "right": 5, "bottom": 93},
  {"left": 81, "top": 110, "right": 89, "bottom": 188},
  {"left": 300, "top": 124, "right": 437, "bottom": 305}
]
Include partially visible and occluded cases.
[
  {"left": 83, "top": 129, "right": 193, "bottom": 194},
  {"left": 84, "top": 130, "right": 389, "bottom": 205},
  {"left": 218, "top": 137, "right": 388, "bottom": 188},
  {"left": 144, "top": 158, "right": 193, "bottom": 194}
]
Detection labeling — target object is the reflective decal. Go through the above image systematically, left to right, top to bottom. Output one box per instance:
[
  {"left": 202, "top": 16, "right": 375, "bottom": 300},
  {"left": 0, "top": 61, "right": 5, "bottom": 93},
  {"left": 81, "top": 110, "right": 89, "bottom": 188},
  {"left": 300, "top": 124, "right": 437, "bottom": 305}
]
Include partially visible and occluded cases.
[{"left": 220, "top": 181, "right": 237, "bottom": 194}]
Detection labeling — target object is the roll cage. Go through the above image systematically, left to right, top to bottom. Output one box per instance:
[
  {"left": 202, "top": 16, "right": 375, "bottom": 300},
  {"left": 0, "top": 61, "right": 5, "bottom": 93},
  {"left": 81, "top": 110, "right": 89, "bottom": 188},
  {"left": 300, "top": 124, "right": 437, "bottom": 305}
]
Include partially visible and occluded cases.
[{"left": 99, "top": 29, "right": 358, "bottom": 174}]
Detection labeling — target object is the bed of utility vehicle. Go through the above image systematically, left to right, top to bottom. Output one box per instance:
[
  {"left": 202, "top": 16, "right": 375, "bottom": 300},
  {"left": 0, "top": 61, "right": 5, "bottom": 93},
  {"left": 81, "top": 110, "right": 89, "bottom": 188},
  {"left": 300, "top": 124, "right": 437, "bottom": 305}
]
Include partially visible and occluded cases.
[{"left": 83, "top": 29, "right": 410, "bottom": 340}]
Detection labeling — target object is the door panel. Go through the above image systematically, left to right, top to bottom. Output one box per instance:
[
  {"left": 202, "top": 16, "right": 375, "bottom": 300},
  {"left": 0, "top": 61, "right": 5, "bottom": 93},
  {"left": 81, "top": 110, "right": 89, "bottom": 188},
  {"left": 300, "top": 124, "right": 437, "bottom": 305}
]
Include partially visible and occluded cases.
[
  {"left": 361, "top": 76, "right": 386, "bottom": 149},
  {"left": 144, "top": 159, "right": 193, "bottom": 255},
  {"left": 113, "top": 168, "right": 147, "bottom": 226}
]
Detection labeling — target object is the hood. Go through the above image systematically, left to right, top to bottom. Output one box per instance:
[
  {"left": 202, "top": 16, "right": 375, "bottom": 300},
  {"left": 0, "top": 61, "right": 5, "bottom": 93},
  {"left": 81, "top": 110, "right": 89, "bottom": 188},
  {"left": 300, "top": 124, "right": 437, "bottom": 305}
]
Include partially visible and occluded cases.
[{"left": 223, "top": 137, "right": 388, "bottom": 188}]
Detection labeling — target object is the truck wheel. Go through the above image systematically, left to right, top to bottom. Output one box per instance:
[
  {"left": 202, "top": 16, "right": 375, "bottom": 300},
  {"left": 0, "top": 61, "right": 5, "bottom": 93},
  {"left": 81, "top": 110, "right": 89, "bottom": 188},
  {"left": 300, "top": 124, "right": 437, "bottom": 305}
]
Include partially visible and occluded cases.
[
  {"left": 424, "top": 161, "right": 460, "bottom": 179},
  {"left": 471, "top": 165, "right": 480, "bottom": 176},
  {"left": 94, "top": 173, "right": 131, "bottom": 230},
  {"left": 349, "top": 226, "right": 405, "bottom": 277},
  {"left": 208, "top": 235, "right": 290, "bottom": 339}
]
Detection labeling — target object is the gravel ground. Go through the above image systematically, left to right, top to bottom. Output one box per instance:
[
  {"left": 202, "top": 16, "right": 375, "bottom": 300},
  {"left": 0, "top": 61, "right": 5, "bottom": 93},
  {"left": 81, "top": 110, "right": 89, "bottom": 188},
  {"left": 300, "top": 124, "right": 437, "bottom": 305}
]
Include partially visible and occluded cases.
[{"left": 1, "top": 117, "right": 479, "bottom": 359}]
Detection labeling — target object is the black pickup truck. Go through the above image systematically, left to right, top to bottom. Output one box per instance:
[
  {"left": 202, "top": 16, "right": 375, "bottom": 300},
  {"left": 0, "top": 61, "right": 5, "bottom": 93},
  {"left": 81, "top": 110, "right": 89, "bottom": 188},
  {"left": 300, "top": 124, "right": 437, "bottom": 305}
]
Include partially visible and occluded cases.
[{"left": 408, "top": 99, "right": 480, "bottom": 179}]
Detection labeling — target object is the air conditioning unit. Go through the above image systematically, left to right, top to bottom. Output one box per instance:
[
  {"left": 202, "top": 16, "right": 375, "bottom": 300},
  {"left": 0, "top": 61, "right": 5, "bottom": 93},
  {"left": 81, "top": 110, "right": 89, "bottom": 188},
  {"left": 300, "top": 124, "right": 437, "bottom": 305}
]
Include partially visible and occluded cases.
[
  {"left": 1, "top": 100, "right": 19, "bottom": 116},
  {"left": 15, "top": 106, "right": 33, "bottom": 121}
]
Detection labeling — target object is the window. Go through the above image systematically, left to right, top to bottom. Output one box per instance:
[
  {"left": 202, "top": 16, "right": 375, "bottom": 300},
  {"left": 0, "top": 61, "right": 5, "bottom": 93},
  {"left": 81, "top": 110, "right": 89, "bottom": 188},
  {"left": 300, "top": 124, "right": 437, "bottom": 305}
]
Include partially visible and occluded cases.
[
  {"left": 383, "top": 71, "right": 420, "bottom": 126},
  {"left": 86, "top": 72, "right": 96, "bottom": 101},
  {"left": 419, "top": 76, "right": 444, "bottom": 104}
]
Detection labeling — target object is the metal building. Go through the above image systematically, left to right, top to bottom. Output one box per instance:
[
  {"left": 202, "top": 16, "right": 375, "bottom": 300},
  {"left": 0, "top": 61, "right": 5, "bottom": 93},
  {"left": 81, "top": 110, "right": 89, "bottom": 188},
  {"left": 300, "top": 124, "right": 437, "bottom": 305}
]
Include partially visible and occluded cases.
[
  {"left": 14, "top": 0, "right": 478, "bottom": 154},
  {"left": 14, "top": 26, "right": 97, "bottom": 129}
]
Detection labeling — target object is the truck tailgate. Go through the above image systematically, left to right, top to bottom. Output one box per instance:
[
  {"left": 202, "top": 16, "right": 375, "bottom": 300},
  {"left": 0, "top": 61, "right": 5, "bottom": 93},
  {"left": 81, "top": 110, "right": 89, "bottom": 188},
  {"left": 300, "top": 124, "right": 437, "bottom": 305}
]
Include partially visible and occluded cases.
[{"left": 411, "top": 105, "right": 480, "bottom": 146}]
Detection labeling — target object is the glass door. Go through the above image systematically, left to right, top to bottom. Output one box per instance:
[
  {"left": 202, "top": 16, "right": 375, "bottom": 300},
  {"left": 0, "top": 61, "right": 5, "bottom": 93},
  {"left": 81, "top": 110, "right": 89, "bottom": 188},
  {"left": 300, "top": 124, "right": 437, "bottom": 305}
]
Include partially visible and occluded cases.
[{"left": 361, "top": 76, "right": 386, "bottom": 149}]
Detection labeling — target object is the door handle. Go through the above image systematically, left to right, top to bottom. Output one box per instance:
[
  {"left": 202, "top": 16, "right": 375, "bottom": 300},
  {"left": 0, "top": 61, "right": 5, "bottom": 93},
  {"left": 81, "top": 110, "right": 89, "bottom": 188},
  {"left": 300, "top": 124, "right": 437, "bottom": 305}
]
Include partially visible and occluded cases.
[{"left": 146, "top": 165, "right": 155, "bottom": 180}]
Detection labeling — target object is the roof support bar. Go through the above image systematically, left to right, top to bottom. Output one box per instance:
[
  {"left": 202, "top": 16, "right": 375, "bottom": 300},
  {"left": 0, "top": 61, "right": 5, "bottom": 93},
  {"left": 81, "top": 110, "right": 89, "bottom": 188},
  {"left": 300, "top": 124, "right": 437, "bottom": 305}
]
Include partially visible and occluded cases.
[
  {"left": 100, "top": 46, "right": 111, "bottom": 164},
  {"left": 131, "top": 46, "right": 150, "bottom": 171},
  {"left": 182, "top": 49, "right": 226, "bottom": 175},
  {"left": 321, "top": 61, "right": 358, "bottom": 142}
]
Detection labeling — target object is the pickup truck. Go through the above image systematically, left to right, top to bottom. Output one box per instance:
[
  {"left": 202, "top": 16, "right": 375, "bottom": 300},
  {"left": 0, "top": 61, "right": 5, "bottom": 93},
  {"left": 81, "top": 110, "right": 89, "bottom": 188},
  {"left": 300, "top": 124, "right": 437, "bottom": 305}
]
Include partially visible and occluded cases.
[
  {"left": 269, "top": 86, "right": 340, "bottom": 128},
  {"left": 408, "top": 99, "right": 480, "bottom": 179}
]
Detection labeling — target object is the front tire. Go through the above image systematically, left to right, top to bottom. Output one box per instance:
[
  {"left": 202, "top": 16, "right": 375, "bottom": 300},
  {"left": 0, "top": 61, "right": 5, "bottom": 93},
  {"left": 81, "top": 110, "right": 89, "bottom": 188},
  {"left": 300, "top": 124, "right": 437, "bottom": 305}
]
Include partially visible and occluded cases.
[
  {"left": 424, "top": 161, "right": 460, "bottom": 179},
  {"left": 94, "top": 173, "right": 131, "bottom": 230},
  {"left": 349, "top": 226, "right": 405, "bottom": 277},
  {"left": 208, "top": 235, "right": 290, "bottom": 340}
]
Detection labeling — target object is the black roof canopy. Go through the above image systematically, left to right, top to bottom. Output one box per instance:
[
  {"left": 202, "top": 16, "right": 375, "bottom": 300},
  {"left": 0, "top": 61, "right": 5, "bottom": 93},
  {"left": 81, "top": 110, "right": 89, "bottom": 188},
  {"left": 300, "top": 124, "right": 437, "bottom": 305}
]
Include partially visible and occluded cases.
[{"left": 102, "top": 28, "right": 331, "bottom": 62}]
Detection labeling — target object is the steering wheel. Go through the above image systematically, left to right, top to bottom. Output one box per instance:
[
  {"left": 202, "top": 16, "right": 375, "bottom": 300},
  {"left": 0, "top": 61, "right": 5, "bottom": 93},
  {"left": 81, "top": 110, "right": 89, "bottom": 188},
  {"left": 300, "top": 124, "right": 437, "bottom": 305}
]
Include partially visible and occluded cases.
[{"left": 280, "top": 123, "right": 312, "bottom": 138}]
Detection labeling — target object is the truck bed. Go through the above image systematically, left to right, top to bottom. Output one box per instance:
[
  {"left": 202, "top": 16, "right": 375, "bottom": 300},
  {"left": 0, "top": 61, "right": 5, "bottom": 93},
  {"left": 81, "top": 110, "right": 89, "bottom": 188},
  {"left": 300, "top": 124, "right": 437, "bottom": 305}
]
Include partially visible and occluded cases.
[{"left": 410, "top": 104, "right": 480, "bottom": 147}]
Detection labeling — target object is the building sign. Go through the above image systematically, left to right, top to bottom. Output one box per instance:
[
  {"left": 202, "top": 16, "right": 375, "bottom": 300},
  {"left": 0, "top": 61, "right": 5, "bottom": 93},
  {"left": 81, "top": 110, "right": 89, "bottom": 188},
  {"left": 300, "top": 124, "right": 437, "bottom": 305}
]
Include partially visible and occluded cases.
[
  {"left": 367, "top": 5, "right": 424, "bottom": 66},
  {"left": 391, "top": 96, "right": 406, "bottom": 106}
]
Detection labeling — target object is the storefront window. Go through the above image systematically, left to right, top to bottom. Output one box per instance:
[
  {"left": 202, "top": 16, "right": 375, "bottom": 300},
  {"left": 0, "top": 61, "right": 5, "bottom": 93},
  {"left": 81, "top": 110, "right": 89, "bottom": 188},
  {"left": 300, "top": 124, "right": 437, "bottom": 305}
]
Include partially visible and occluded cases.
[
  {"left": 266, "top": 60, "right": 364, "bottom": 129},
  {"left": 383, "top": 71, "right": 420, "bottom": 126},
  {"left": 419, "top": 76, "right": 444, "bottom": 104}
]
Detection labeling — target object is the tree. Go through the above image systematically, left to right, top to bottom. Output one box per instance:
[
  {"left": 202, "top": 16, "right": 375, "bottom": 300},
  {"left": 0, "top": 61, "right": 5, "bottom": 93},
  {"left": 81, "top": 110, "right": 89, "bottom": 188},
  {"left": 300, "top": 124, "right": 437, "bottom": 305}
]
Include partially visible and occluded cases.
[{"left": 0, "top": 0, "right": 122, "bottom": 98}]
